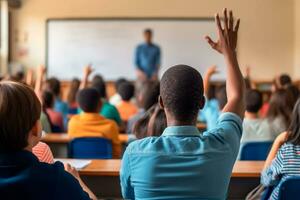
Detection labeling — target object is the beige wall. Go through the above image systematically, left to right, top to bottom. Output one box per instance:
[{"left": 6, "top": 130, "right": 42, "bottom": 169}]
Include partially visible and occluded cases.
[
  {"left": 10, "top": 0, "right": 295, "bottom": 80},
  {"left": 294, "top": 0, "right": 300, "bottom": 79}
]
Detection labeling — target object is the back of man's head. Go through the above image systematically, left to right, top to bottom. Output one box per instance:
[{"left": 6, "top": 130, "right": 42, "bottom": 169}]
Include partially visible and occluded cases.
[
  {"left": 160, "top": 65, "right": 204, "bottom": 123},
  {"left": 279, "top": 74, "right": 292, "bottom": 87},
  {"left": 45, "top": 77, "right": 61, "bottom": 97},
  {"left": 91, "top": 77, "right": 107, "bottom": 99},
  {"left": 0, "top": 81, "right": 41, "bottom": 151},
  {"left": 119, "top": 82, "right": 135, "bottom": 101},
  {"left": 77, "top": 88, "right": 101, "bottom": 113},
  {"left": 245, "top": 89, "right": 263, "bottom": 113}
]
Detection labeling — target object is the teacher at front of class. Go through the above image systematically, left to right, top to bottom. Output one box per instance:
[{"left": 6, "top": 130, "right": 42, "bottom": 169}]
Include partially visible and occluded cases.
[{"left": 135, "top": 28, "right": 161, "bottom": 81}]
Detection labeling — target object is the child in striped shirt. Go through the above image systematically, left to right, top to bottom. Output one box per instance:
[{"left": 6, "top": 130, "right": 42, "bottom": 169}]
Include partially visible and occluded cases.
[{"left": 261, "top": 98, "right": 300, "bottom": 199}]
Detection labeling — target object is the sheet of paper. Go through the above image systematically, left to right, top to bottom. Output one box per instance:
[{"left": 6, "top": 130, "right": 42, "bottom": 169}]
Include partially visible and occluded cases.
[{"left": 55, "top": 159, "right": 91, "bottom": 170}]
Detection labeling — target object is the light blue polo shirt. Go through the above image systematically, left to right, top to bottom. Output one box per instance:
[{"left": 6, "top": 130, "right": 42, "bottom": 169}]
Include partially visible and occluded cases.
[{"left": 120, "top": 112, "right": 242, "bottom": 200}]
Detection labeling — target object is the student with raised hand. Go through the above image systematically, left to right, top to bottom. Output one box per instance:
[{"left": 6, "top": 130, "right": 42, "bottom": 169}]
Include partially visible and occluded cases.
[
  {"left": 120, "top": 8, "right": 245, "bottom": 200},
  {"left": 199, "top": 65, "right": 222, "bottom": 130},
  {"left": 80, "top": 66, "right": 123, "bottom": 126},
  {"left": 0, "top": 81, "right": 97, "bottom": 200},
  {"left": 261, "top": 98, "right": 300, "bottom": 200}
]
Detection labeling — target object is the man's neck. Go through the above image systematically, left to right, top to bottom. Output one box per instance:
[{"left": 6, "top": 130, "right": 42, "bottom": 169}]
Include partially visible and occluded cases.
[
  {"left": 244, "top": 111, "right": 259, "bottom": 119},
  {"left": 167, "top": 118, "right": 197, "bottom": 127}
]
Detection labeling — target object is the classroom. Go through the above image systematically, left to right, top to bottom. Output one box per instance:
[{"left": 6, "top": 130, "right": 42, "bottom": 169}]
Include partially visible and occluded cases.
[{"left": 0, "top": 0, "right": 300, "bottom": 200}]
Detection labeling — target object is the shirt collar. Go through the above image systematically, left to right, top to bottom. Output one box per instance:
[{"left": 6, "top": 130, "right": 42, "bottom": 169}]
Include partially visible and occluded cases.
[
  {"left": 80, "top": 112, "right": 105, "bottom": 120},
  {"left": 162, "top": 126, "right": 201, "bottom": 137},
  {"left": 0, "top": 150, "right": 39, "bottom": 167}
]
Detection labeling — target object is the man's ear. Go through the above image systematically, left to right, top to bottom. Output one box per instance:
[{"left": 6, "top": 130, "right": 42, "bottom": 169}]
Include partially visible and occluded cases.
[
  {"left": 158, "top": 95, "right": 164, "bottom": 109},
  {"left": 199, "top": 96, "right": 206, "bottom": 110}
]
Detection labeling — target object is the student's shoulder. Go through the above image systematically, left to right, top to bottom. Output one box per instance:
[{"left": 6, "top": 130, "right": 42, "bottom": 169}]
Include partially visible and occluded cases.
[{"left": 125, "top": 136, "right": 161, "bottom": 153}]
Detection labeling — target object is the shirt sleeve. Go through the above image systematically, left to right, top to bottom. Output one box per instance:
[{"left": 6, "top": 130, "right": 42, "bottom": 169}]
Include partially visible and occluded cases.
[
  {"left": 135, "top": 45, "right": 142, "bottom": 70},
  {"left": 155, "top": 46, "right": 161, "bottom": 67},
  {"left": 203, "top": 112, "right": 243, "bottom": 153},
  {"left": 111, "top": 122, "right": 122, "bottom": 158},
  {"left": 120, "top": 146, "right": 135, "bottom": 199},
  {"left": 261, "top": 147, "right": 285, "bottom": 186},
  {"left": 54, "top": 162, "right": 91, "bottom": 200}
]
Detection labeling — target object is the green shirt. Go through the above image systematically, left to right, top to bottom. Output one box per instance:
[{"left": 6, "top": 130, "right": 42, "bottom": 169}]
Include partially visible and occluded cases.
[{"left": 100, "top": 101, "right": 122, "bottom": 125}]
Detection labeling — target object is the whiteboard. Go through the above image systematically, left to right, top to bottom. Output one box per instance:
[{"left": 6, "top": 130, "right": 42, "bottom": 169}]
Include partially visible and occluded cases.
[{"left": 47, "top": 19, "right": 226, "bottom": 81}]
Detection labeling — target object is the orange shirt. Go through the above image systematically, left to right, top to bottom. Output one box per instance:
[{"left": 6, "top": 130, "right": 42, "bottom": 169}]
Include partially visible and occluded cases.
[
  {"left": 117, "top": 101, "right": 138, "bottom": 121},
  {"left": 67, "top": 113, "right": 121, "bottom": 158},
  {"left": 32, "top": 142, "right": 54, "bottom": 164}
]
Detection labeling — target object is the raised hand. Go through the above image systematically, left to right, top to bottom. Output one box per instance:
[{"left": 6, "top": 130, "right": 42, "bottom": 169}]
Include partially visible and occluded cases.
[
  {"left": 205, "top": 8, "right": 240, "bottom": 55},
  {"left": 83, "top": 65, "right": 93, "bottom": 78},
  {"left": 206, "top": 65, "right": 218, "bottom": 76}
]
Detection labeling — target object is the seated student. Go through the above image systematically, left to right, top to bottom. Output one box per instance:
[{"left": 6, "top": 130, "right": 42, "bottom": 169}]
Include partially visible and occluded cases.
[
  {"left": 120, "top": 9, "right": 245, "bottom": 199},
  {"left": 80, "top": 66, "right": 122, "bottom": 126},
  {"left": 198, "top": 66, "right": 227, "bottom": 130},
  {"left": 275, "top": 73, "right": 292, "bottom": 89},
  {"left": 44, "top": 77, "right": 69, "bottom": 126},
  {"left": 67, "top": 78, "right": 81, "bottom": 113},
  {"left": 109, "top": 78, "right": 127, "bottom": 106},
  {"left": 0, "top": 81, "right": 96, "bottom": 200},
  {"left": 117, "top": 81, "right": 138, "bottom": 121},
  {"left": 127, "top": 81, "right": 160, "bottom": 133},
  {"left": 68, "top": 88, "right": 121, "bottom": 158},
  {"left": 241, "top": 89, "right": 274, "bottom": 144},
  {"left": 266, "top": 89, "right": 294, "bottom": 138},
  {"left": 42, "top": 91, "right": 64, "bottom": 132},
  {"left": 261, "top": 98, "right": 300, "bottom": 200},
  {"left": 133, "top": 104, "right": 167, "bottom": 139},
  {"left": 32, "top": 142, "right": 54, "bottom": 164}
]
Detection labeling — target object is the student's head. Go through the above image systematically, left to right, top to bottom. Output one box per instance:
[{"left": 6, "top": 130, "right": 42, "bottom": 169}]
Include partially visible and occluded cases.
[
  {"left": 144, "top": 28, "right": 153, "bottom": 44},
  {"left": 160, "top": 65, "right": 205, "bottom": 125},
  {"left": 13, "top": 71, "right": 25, "bottom": 83},
  {"left": 277, "top": 74, "right": 292, "bottom": 88},
  {"left": 91, "top": 76, "right": 107, "bottom": 99},
  {"left": 45, "top": 77, "right": 61, "bottom": 97},
  {"left": 67, "top": 78, "right": 81, "bottom": 104},
  {"left": 115, "top": 78, "right": 127, "bottom": 91},
  {"left": 0, "top": 81, "right": 42, "bottom": 152},
  {"left": 137, "top": 81, "right": 160, "bottom": 110},
  {"left": 118, "top": 82, "right": 135, "bottom": 102},
  {"left": 285, "top": 84, "right": 300, "bottom": 106},
  {"left": 77, "top": 88, "right": 102, "bottom": 113},
  {"left": 245, "top": 89, "right": 263, "bottom": 113},
  {"left": 267, "top": 89, "right": 294, "bottom": 128},
  {"left": 42, "top": 91, "right": 55, "bottom": 109},
  {"left": 287, "top": 98, "right": 300, "bottom": 145},
  {"left": 133, "top": 104, "right": 167, "bottom": 139}
]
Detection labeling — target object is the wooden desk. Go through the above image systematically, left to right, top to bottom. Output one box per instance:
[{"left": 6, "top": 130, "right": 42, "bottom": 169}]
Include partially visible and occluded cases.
[
  {"left": 41, "top": 133, "right": 129, "bottom": 158},
  {"left": 70, "top": 160, "right": 263, "bottom": 199}
]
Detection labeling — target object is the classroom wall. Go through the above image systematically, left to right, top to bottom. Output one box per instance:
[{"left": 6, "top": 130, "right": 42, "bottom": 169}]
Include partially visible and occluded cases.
[
  {"left": 10, "top": 0, "right": 295, "bottom": 80},
  {"left": 294, "top": 0, "right": 300, "bottom": 79}
]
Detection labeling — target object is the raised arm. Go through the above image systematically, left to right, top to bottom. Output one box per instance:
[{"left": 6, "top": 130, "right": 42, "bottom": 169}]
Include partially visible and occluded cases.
[
  {"left": 205, "top": 9, "right": 245, "bottom": 118},
  {"left": 34, "top": 65, "right": 46, "bottom": 102},
  {"left": 80, "top": 65, "right": 93, "bottom": 89},
  {"left": 203, "top": 65, "right": 217, "bottom": 97},
  {"left": 25, "top": 68, "right": 34, "bottom": 87}
]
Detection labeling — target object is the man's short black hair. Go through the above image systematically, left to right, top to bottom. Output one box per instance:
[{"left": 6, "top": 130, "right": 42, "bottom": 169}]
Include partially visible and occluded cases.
[
  {"left": 144, "top": 28, "right": 152, "bottom": 35},
  {"left": 160, "top": 65, "right": 204, "bottom": 122},
  {"left": 279, "top": 74, "right": 292, "bottom": 87},
  {"left": 45, "top": 77, "right": 61, "bottom": 96},
  {"left": 115, "top": 78, "right": 127, "bottom": 91},
  {"left": 118, "top": 82, "right": 135, "bottom": 101},
  {"left": 77, "top": 88, "right": 101, "bottom": 113},
  {"left": 245, "top": 89, "right": 263, "bottom": 113},
  {"left": 42, "top": 91, "right": 54, "bottom": 109}
]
